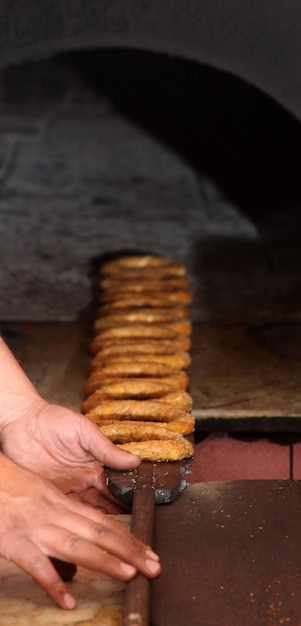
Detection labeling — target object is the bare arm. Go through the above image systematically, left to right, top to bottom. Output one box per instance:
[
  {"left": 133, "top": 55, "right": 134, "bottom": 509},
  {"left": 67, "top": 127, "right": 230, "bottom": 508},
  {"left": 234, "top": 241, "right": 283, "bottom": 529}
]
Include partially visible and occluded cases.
[{"left": 0, "top": 337, "right": 161, "bottom": 607}]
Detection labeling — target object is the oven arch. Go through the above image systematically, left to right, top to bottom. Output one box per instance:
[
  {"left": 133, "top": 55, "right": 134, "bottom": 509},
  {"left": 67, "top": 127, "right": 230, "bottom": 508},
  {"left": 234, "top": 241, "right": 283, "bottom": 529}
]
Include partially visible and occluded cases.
[{"left": 1, "top": 0, "right": 301, "bottom": 121}]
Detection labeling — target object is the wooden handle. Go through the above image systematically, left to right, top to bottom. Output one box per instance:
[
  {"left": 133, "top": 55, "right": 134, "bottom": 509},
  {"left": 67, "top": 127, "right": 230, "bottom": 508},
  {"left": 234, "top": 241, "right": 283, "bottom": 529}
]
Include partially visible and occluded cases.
[{"left": 122, "top": 463, "right": 156, "bottom": 626}]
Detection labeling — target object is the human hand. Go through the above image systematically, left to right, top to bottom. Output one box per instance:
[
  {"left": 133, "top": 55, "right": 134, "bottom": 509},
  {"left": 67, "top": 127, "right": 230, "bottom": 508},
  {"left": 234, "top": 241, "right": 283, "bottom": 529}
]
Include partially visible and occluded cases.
[
  {"left": 0, "top": 336, "right": 138, "bottom": 501},
  {"left": 0, "top": 398, "right": 140, "bottom": 495},
  {"left": 0, "top": 453, "right": 161, "bottom": 609}
]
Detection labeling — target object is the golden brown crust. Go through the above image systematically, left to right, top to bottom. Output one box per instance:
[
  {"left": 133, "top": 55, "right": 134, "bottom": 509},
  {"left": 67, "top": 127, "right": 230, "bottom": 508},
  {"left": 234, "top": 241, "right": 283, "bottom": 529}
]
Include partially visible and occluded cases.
[
  {"left": 100, "top": 255, "right": 186, "bottom": 273},
  {"left": 100, "top": 267, "right": 187, "bottom": 280},
  {"left": 100, "top": 277, "right": 190, "bottom": 293},
  {"left": 99, "top": 291, "right": 192, "bottom": 307},
  {"left": 96, "top": 306, "right": 190, "bottom": 322},
  {"left": 93, "top": 309, "right": 189, "bottom": 331},
  {"left": 94, "top": 309, "right": 191, "bottom": 335},
  {"left": 93, "top": 320, "right": 191, "bottom": 338},
  {"left": 167, "top": 320, "right": 192, "bottom": 335},
  {"left": 93, "top": 323, "right": 190, "bottom": 341},
  {"left": 90, "top": 334, "right": 191, "bottom": 354},
  {"left": 91, "top": 341, "right": 189, "bottom": 358},
  {"left": 90, "top": 351, "right": 191, "bottom": 371},
  {"left": 89, "top": 361, "right": 181, "bottom": 377},
  {"left": 84, "top": 369, "right": 189, "bottom": 395},
  {"left": 81, "top": 380, "right": 176, "bottom": 408},
  {"left": 82, "top": 389, "right": 192, "bottom": 414},
  {"left": 156, "top": 391, "right": 193, "bottom": 411},
  {"left": 84, "top": 399, "right": 191, "bottom": 422},
  {"left": 93, "top": 415, "right": 195, "bottom": 435},
  {"left": 164, "top": 415, "right": 195, "bottom": 435},
  {"left": 99, "top": 418, "right": 195, "bottom": 440},
  {"left": 117, "top": 437, "right": 194, "bottom": 462}
]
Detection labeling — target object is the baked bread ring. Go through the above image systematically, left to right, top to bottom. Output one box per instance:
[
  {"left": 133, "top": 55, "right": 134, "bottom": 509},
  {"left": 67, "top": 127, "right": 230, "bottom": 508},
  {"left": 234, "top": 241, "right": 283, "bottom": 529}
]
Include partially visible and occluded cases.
[
  {"left": 101, "top": 255, "right": 186, "bottom": 273},
  {"left": 100, "top": 267, "right": 187, "bottom": 280},
  {"left": 100, "top": 277, "right": 190, "bottom": 292},
  {"left": 99, "top": 291, "right": 192, "bottom": 307},
  {"left": 96, "top": 306, "right": 190, "bottom": 323},
  {"left": 94, "top": 309, "right": 189, "bottom": 330},
  {"left": 93, "top": 321, "right": 191, "bottom": 338},
  {"left": 93, "top": 324, "right": 180, "bottom": 341},
  {"left": 90, "top": 334, "right": 191, "bottom": 354},
  {"left": 91, "top": 341, "right": 189, "bottom": 358},
  {"left": 90, "top": 351, "right": 191, "bottom": 371},
  {"left": 87, "top": 361, "right": 188, "bottom": 379},
  {"left": 84, "top": 373, "right": 188, "bottom": 395},
  {"left": 82, "top": 380, "right": 176, "bottom": 407},
  {"left": 82, "top": 389, "right": 192, "bottom": 414},
  {"left": 156, "top": 391, "right": 193, "bottom": 412},
  {"left": 83, "top": 399, "right": 191, "bottom": 422},
  {"left": 92, "top": 415, "right": 195, "bottom": 435},
  {"left": 98, "top": 415, "right": 194, "bottom": 436},
  {"left": 99, "top": 415, "right": 194, "bottom": 435},
  {"left": 117, "top": 437, "right": 194, "bottom": 462}
]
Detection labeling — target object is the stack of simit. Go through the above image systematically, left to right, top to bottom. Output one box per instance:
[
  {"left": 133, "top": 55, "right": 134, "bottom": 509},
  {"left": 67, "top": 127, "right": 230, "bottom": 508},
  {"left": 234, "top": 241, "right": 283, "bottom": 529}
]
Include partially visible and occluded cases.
[{"left": 81, "top": 255, "right": 194, "bottom": 462}]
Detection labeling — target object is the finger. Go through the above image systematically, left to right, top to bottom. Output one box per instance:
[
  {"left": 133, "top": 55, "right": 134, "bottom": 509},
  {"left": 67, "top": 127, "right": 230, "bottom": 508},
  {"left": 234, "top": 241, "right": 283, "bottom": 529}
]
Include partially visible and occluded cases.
[
  {"left": 80, "top": 419, "right": 141, "bottom": 469},
  {"left": 103, "top": 447, "right": 141, "bottom": 470},
  {"left": 53, "top": 465, "right": 129, "bottom": 503},
  {"left": 52, "top": 467, "right": 105, "bottom": 494},
  {"left": 76, "top": 474, "right": 130, "bottom": 512},
  {"left": 74, "top": 487, "right": 126, "bottom": 514},
  {"left": 61, "top": 495, "right": 136, "bottom": 535},
  {"left": 40, "top": 518, "right": 161, "bottom": 579},
  {"left": 40, "top": 524, "right": 138, "bottom": 581},
  {"left": 7, "top": 536, "right": 76, "bottom": 610}
]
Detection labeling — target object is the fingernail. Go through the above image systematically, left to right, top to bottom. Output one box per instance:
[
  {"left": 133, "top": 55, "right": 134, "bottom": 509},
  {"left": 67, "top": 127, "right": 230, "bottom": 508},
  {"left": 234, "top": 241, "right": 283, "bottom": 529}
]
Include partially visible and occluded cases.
[
  {"left": 146, "top": 549, "right": 160, "bottom": 562},
  {"left": 146, "top": 559, "right": 161, "bottom": 574},
  {"left": 120, "top": 562, "right": 137, "bottom": 576},
  {"left": 64, "top": 593, "right": 76, "bottom": 609}
]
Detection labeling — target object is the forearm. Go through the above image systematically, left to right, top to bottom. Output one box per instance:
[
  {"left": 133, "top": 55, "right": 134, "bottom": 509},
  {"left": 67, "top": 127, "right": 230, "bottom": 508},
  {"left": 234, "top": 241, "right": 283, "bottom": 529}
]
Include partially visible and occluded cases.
[{"left": 0, "top": 337, "right": 42, "bottom": 432}]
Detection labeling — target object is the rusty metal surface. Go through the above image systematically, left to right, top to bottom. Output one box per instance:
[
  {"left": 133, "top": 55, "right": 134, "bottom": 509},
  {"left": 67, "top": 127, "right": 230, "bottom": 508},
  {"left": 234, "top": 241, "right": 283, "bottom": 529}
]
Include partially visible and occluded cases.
[
  {"left": 106, "top": 458, "right": 193, "bottom": 506},
  {"left": 151, "top": 480, "right": 301, "bottom": 626}
]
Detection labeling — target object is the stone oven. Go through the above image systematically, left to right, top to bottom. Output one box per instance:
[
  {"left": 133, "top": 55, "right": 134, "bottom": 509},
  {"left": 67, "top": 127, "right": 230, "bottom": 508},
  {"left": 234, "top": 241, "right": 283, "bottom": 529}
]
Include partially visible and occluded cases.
[
  {"left": 1, "top": 0, "right": 301, "bottom": 321},
  {"left": 1, "top": 5, "right": 301, "bottom": 623}
]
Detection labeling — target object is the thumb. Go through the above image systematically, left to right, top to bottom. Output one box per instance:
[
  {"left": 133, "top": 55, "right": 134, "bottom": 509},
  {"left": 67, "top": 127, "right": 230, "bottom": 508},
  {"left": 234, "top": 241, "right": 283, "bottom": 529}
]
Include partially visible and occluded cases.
[{"left": 81, "top": 418, "right": 141, "bottom": 470}]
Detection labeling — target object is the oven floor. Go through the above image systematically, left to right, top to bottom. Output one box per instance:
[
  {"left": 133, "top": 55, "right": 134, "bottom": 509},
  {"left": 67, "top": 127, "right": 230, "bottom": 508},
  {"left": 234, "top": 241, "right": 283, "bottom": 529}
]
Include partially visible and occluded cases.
[{"left": 2, "top": 320, "right": 301, "bottom": 482}]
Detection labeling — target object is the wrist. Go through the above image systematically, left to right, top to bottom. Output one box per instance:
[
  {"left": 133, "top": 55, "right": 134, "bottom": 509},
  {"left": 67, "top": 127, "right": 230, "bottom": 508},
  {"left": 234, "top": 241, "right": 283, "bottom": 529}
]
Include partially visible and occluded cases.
[
  {"left": 0, "top": 386, "right": 41, "bottom": 419},
  {"left": 0, "top": 390, "right": 44, "bottom": 438}
]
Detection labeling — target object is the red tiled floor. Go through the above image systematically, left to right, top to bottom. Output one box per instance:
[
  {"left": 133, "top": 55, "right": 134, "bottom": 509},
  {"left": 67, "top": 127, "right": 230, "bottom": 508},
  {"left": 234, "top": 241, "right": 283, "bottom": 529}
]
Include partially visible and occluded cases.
[
  {"left": 190, "top": 433, "right": 291, "bottom": 482},
  {"left": 292, "top": 442, "right": 301, "bottom": 479}
]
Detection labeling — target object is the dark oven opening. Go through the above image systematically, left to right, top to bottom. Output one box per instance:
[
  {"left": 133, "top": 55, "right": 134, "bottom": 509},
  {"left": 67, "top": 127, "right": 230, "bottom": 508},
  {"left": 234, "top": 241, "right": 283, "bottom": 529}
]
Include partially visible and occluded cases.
[{"left": 1, "top": 47, "right": 301, "bottom": 324}]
